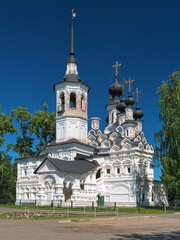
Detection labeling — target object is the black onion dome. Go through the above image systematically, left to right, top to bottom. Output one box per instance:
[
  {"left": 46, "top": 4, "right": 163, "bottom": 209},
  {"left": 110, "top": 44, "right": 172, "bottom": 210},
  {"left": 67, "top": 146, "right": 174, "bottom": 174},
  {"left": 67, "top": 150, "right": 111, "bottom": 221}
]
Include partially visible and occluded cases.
[
  {"left": 109, "top": 79, "right": 122, "bottom": 97},
  {"left": 125, "top": 94, "right": 135, "bottom": 107},
  {"left": 116, "top": 98, "right": 126, "bottom": 113},
  {"left": 133, "top": 103, "right": 144, "bottom": 120}
]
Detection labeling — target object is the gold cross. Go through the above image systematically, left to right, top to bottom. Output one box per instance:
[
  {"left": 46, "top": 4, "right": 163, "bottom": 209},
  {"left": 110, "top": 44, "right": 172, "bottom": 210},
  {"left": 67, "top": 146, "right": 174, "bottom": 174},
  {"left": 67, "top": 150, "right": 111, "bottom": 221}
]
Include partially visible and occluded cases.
[
  {"left": 112, "top": 61, "right": 121, "bottom": 78},
  {"left": 125, "top": 77, "right": 134, "bottom": 94},
  {"left": 133, "top": 88, "right": 142, "bottom": 103}
]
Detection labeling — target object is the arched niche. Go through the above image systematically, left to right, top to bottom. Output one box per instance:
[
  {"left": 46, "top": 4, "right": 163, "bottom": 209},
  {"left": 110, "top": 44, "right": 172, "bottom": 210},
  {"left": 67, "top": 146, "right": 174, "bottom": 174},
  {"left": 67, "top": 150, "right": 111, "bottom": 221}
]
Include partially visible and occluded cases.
[{"left": 81, "top": 93, "right": 86, "bottom": 111}]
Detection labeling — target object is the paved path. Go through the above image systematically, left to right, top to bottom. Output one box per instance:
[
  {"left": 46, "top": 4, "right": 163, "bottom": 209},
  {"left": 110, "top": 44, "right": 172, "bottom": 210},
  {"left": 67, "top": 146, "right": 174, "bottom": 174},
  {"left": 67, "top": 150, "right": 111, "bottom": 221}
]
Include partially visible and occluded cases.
[{"left": 0, "top": 213, "right": 180, "bottom": 239}]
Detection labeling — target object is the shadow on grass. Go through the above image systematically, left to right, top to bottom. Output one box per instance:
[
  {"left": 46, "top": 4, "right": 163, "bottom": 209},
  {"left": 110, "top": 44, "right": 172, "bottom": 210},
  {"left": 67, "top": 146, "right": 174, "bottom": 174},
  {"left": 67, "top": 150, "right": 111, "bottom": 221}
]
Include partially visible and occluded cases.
[{"left": 111, "top": 230, "right": 180, "bottom": 239}]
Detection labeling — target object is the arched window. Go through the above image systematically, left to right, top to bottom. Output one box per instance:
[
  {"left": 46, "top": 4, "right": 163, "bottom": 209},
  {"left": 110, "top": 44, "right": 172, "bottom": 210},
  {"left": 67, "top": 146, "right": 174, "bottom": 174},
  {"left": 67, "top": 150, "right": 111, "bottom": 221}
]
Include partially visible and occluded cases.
[
  {"left": 60, "top": 92, "right": 65, "bottom": 111},
  {"left": 70, "top": 92, "right": 76, "bottom": 108},
  {"left": 81, "top": 94, "right": 85, "bottom": 111},
  {"left": 112, "top": 112, "right": 114, "bottom": 123},
  {"left": 24, "top": 169, "right": 27, "bottom": 176},
  {"left": 96, "top": 169, "right": 101, "bottom": 179},
  {"left": 107, "top": 169, "right": 111, "bottom": 174},
  {"left": 80, "top": 180, "right": 85, "bottom": 190}
]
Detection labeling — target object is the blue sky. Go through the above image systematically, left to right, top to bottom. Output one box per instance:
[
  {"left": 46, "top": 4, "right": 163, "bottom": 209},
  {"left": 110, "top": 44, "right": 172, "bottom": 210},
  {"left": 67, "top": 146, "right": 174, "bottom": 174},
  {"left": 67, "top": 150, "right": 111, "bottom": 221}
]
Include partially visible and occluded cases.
[{"left": 0, "top": 0, "right": 180, "bottom": 180}]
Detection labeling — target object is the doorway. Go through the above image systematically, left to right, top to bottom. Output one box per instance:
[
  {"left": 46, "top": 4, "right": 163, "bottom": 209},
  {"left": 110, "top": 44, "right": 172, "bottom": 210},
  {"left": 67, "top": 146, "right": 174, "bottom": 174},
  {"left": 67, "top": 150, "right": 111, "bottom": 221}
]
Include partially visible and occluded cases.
[{"left": 63, "top": 182, "right": 73, "bottom": 202}]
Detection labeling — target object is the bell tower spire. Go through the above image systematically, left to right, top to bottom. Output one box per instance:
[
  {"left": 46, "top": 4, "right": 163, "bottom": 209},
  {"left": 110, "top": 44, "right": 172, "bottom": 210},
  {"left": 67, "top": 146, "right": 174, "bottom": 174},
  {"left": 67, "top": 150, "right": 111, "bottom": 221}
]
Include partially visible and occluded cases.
[
  {"left": 66, "top": 9, "right": 78, "bottom": 75},
  {"left": 70, "top": 9, "right": 75, "bottom": 58},
  {"left": 54, "top": 10, "right": 90, "bottom": 143}
]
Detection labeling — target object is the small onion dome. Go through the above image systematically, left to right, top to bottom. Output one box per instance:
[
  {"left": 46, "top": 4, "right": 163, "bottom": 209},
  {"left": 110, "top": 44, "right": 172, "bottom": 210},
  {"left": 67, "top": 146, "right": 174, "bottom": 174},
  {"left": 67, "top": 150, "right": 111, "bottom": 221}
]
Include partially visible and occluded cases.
[
  {"left": 109, "top": 79, "right": 122, "bottom": 97},
  {"left": 125, "top": 94, "right": 135, "bottom": 107},
  {"left": 116, "top": 98, "right": 126, "bottom": 113},
  {"left": 133, "top": 103, "right": 144, "bottom": 120},
  {"left": 106, "top": 117, "right": 109, "bottom": 124}
]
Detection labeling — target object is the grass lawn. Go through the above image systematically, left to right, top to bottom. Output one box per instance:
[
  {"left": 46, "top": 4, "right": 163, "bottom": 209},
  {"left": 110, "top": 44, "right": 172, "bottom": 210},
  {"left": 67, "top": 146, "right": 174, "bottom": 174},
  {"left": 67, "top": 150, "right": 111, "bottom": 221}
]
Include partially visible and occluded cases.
[
  {"left": 0, "top": 204, "right": 179, "bottom": 215},
  {"left": 0, "top": 211, "right": 115, "bottom": 220}
]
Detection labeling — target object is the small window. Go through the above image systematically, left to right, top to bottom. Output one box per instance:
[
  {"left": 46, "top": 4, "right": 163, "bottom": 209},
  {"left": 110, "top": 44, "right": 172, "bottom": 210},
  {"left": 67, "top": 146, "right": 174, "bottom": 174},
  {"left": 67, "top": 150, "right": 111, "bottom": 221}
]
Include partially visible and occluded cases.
[
  {"left": 70, "top": 92, "right": 76, "bottom": 108},
  {"left": 112, "top": 113, "right": 114, "bottom": 123},
  {"left": 127, "top": 129, "right": 129, "bottom": 136},
  {"left": 128, "top": 167, "right": 131, "bottom": 173},
  {"left": 117, "top": 168, "right": 120, "bottom": 174},
  {"left": 24, "top": 169, "right": 27, "bottom": 176},
  {"left": 96, "top": 169, "right": 101, "bottom": 179},
  {"left": 107, "top": 169, "right": 110, "bottom": 174},
  {"left": 80, "top": 181, "right": 84, "bottom": 190}
]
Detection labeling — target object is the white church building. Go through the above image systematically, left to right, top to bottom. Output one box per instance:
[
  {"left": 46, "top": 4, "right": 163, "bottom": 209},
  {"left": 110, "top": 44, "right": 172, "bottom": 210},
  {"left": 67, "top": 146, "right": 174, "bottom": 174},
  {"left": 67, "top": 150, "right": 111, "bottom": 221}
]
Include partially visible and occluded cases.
[{"left": 15, "top": 16, "right": 166, "bottom": 207}]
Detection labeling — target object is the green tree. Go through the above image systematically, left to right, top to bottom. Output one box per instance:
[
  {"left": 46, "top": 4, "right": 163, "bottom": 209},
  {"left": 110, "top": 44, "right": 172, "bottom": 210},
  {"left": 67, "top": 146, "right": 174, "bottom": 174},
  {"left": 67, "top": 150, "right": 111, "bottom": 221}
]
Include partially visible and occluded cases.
[
  {"left": 154, "top": 71, "right": 180, "bottom": 202},
  {"left": 31, "top": 103, "right": 55, "bottom": 154},
  {"left": 11, "top": 104, "right": 55, "bottom": 157},
  {"left": 0, "top": 106, "right": 17, "bottom": 148},
  {"left": 11, "top": 106, "right": 34, "bottom": 157},
  {"left": 0, "top": 107, "right": 17, "bottom": 202},
  {"left": 0, "top": 151, "right": 17, "bottom": 202}
]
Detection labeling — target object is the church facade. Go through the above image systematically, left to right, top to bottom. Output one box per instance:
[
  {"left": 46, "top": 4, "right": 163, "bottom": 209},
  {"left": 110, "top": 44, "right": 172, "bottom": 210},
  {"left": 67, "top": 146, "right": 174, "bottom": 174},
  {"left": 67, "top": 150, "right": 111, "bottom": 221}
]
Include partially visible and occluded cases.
[{"left": 15, "top": 17, "right": 166, "bottom": 207}]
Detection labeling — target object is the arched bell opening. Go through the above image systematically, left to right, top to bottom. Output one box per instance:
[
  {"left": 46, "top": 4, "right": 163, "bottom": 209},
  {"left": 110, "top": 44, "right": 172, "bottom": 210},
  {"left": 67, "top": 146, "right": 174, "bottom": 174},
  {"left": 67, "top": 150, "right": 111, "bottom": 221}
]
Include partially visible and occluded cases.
[
  {"left": 60, "top": 92, "right": 65, "bottom": 111},
  {"left": 70, "top": 92, "right": 76, "bottom": 108}
]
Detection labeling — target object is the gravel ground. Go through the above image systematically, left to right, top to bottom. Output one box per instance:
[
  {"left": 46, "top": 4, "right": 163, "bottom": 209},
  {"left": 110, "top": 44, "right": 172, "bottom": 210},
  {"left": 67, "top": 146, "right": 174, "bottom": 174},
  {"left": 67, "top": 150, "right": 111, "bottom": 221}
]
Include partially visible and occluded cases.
[{"left": 0, "top": 213, "right": 180, "bottom": 240}]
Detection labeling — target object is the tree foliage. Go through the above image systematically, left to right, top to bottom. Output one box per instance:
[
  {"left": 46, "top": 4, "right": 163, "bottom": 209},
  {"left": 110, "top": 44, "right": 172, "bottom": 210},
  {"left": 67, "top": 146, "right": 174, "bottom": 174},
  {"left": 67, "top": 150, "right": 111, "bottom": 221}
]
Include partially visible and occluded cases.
[
  {"left": 154, "top": 71, "right": 180, "bottom": 201},
  {"left": 0, "top": 103, "right": 55, "bottom": 202},
  {"left": 10, "top": 103, "right": 55, "bottom": 157},
  {"left": 31, "top": 103, "right": 55, "bottom": 154},
  {"left": 0, "top": 106, "right": 17, "bottom": 148},
  {"left": 11, "top": 106, "right": 34, "bottom": 157},
  {"left": 0, "top": 107, "right": 17, "bottom": 202},
  {"left": 0, "top": 151, "right": 17, "bottom": 202}
]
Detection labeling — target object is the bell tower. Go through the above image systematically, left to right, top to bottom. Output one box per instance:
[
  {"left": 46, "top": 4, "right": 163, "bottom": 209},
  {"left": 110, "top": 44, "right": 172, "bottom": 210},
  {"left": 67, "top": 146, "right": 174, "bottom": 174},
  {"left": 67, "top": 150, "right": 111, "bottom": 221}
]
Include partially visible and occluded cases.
[{"left": 54, "top": 11, "right": 90, "bottom": 143}]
